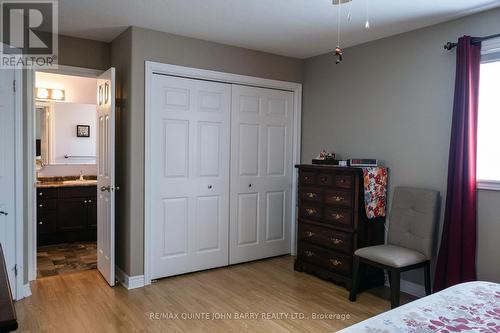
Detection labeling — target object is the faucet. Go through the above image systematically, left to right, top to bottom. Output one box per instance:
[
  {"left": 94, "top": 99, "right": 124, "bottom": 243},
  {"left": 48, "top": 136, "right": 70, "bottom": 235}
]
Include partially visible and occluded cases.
[{"left": 79, "top": 170, "right": 84, "bottom": 181}]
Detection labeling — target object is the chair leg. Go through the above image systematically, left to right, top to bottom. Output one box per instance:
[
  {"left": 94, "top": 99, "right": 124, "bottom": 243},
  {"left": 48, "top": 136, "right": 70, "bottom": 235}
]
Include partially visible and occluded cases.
[
  {"left": 349, "top": 255, "right": 361, "bottom": 302},
  {"left": 424, "top": 261, "right": 431, "bottom": 296},
  {"left": 389, "top": 268, "right": 400, "bottom": 309}
]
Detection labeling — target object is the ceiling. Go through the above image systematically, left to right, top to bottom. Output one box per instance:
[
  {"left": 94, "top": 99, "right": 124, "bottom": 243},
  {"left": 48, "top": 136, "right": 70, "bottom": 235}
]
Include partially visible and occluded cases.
[{"left": 58, "top": 0, "right": 500, "bottom": 59}]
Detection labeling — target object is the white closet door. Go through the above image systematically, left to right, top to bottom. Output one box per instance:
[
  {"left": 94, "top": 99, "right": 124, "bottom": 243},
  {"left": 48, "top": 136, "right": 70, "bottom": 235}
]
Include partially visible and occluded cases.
[
  {"left": 150, "top": 74, "right": 231, "bottom": 279},
  {"left": 230, "top": 85, "right": 294, "bottom": 264}
]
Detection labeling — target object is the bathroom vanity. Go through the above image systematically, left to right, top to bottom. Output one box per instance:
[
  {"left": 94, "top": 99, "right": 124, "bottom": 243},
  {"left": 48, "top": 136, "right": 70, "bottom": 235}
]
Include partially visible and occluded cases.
[{"left": 37, "top": 180, "right": 97, "bottom": 246}]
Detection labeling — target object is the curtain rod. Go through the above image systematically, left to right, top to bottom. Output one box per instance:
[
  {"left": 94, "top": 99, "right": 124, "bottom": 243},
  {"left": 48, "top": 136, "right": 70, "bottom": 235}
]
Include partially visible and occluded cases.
[{"left": 444, "top": 33, "right": 500, "bottom": 50}]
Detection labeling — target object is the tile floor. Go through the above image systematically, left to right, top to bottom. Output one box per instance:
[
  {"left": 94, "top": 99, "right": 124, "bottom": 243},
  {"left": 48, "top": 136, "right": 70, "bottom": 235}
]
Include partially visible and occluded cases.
[{"left": 36, "top": 242, "right": 97, "bottom": 278}]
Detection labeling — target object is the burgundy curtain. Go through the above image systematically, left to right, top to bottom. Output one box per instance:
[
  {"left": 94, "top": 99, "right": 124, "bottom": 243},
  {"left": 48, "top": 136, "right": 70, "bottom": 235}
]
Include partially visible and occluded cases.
[{"left": 434, "top": 36, "right": 481, "bottom": 292}]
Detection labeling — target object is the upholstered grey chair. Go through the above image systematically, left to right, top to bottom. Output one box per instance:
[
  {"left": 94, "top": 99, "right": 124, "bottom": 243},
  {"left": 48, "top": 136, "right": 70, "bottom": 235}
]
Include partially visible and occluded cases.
[{"left": 349, "top": 187, "right": 440, "bottom": 309}]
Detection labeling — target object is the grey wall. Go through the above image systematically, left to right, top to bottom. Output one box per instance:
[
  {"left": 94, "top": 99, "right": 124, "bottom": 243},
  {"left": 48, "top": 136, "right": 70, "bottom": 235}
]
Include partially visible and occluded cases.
[
  {"left": 302, "top": 8, "right": 500, "bottom": 285},
  {"left": 111, "top": 26, "right": 303, "bottom": 276},
  {"left": 58, "top": 35, "right": 111, "bottom": 70}
]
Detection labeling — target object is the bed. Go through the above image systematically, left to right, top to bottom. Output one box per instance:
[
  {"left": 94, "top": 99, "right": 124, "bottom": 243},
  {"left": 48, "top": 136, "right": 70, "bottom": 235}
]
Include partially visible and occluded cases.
[{"left": 338, "top": 281, "right": 500, "bottom": 333}]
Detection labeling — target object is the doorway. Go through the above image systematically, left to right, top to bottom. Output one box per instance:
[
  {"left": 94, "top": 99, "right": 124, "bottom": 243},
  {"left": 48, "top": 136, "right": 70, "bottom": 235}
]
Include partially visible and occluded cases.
[{"left": 27, "top": 65, "right": 116, "bottom": 287}]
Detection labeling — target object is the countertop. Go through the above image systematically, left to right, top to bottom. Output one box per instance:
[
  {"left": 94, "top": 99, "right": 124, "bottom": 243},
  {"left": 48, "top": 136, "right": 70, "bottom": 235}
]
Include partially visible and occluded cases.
[{"left": 36, "top": 177, "right": 98, "bottom": 188}]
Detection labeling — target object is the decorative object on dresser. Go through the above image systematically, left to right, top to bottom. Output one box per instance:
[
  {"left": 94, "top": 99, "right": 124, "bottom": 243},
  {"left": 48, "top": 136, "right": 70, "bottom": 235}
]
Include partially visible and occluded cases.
[
  {"left": 312, "top": 149, "right": 338, "bottom": 165},
  {"left": 294, "top": 165, "right": 386, "bottom": 290},
  {"left": 349, "top": 187, "right": 440, "bottom": 309}
]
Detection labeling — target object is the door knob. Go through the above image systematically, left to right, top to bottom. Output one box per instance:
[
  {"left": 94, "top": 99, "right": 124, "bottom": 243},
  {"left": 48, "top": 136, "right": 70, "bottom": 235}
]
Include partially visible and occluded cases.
[
  {"left": 208, "top": 185, "right": 213, "bottom": 189},
  {"left": 100, "top": 186, "right": 110, "bottom": 192},
  {"left": 0, "top": 211, "right": 8, "bottom": 216}
]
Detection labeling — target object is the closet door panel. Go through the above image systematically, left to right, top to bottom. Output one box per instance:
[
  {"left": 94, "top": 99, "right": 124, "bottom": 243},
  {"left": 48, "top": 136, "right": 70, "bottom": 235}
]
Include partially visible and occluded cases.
[
  {"left": 150, "top": 75, "right": 230, "bottom": 279},
  {"left": 230, "top": 85, "right": 294, "bottom": 264}
]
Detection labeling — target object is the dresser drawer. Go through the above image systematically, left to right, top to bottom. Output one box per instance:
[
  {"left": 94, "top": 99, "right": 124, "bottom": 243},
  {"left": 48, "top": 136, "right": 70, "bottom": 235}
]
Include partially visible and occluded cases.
[
  {"left": 299, "top": 171, "right": 316, "bottom": 185},
  {"left": 317, "top": 173, "right": 333, "bottom": 186},
  {"left": 335, "top": 174, "right": 353, "bottom": 189},
  {"left": 300, "top": 187, "right": 323, "bottom": 203},
  {"left": 37, "top": 188, "right": 57, "bottom": 199},
  {"left": 325, "top": 189, "right": 352, "bottom": 207},
  {"left": 37, "top": 199, "right": 57, "bottom": 211},
  {"left": 300, "top": 204, "right": 322, "bottom": 220},
  {"left": 324, "top": 207, "right": 352, "bottom": 228},
  {"left": 299, "top": 223, "right": 352, "bottom": 253},
  {"left": 298, "top": 243, "right": 351, "bottom": 276}
]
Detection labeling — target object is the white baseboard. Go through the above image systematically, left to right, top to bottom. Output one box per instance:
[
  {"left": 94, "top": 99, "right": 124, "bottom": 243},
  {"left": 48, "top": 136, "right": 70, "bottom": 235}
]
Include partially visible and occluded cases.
[
  {"left": 115, "top": 266, "right": 145, "bottom": 290},
  {"left": 385, "top": 278, "right": 426, "bottom": 298},
  {"left": 16, "top": 283, "right": 32, "bottom": 301},
  {"left": 23, "top": 283, "right": 32, "bottom": 298}
]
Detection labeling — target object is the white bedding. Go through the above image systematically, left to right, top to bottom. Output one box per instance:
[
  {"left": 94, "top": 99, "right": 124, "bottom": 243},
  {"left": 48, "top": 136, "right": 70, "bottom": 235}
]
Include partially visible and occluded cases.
[{"left": 338, "top": 281, "right": 500, "bottom": 333}]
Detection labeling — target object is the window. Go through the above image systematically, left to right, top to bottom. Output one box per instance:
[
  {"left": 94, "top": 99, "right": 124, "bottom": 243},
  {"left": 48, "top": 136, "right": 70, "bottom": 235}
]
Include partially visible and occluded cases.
[{"left": 477, "top": 41, "right": 500, "bottom": 189}]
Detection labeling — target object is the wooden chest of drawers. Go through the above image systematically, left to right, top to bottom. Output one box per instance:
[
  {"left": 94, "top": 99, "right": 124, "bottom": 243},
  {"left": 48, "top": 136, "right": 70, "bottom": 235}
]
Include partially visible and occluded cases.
[{"left": 294, "top": 165, "right": 385, "bottom": 290}]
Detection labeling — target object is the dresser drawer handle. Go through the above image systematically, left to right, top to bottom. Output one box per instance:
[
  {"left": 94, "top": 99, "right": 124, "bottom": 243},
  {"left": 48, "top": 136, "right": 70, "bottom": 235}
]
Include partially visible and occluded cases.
[
  {"left": 304, "top": 176, "right": 310, "bottom": 181},
  {"left": 320, "top": 177, "right": 328, "bottom": 182},
  {"left": 339, "top": 179, "right": 345, "bottom": 183},
  {"left": 39, "top": 192, "right": 43, "bottom": 196},
  {"left": 306, "top": 192, "right": 317, "bottom": 199},
  {"left": 333, "top": 196, "right": 344, "bottom": 202},
  {"left": 39, "top": 204, "right": 43, "bottom": 208},
  {"left": 305, "top": 208, "right": 317, "bottom": 215},
  {"left": 332, "top": 213, "right": 344, "bottom": 220},
  {"left": 39, "top": 221, "right": 43, "bottom": 225},
  {"left": 305, "top": 231, "right": 315, "bottom": 238},
  {"left": 331, "top": 238, "right": 343, "bottom": 245},
  {"left": 305, "top": 251, "right": 315, "bottom": 257},
  {"left": 330, "top": 259, "right": 342, "bottom": 266}
]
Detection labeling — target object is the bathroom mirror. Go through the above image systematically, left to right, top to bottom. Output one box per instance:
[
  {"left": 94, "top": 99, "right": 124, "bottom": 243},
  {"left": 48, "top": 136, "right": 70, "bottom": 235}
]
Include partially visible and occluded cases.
[{"left": 35, "top": 101, "right": 97, "bottom": 165}]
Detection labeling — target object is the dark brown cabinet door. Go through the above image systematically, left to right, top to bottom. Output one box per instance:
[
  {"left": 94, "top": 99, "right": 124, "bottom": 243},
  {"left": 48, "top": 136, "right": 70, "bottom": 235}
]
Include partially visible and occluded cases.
[
  {"left": 87, "top": 197, "right": 97, "bottom": 229},
  {"left": 57, "top": 198, "right": 87, "bottom": 232},
  {"left": 37, "top": 211, "right": 57, "bottom": 235}
]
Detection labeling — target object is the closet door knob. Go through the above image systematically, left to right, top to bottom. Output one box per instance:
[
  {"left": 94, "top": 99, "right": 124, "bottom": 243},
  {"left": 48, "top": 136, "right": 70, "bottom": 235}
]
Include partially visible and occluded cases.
[
  {"left": 248, "top": 183, "right": 252, "bottom": 188},
  {"left": 208, "top": 185, "right": 213, "bottom": 189},
  {"left": 0, "top": 211, "right": 8, "bottom": 216}
]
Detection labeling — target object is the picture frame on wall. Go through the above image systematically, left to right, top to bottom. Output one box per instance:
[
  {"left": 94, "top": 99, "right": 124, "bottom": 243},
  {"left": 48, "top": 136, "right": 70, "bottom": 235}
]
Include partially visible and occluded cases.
[{"left": 77, "top": 125, "right": 90, "bottom": 138}]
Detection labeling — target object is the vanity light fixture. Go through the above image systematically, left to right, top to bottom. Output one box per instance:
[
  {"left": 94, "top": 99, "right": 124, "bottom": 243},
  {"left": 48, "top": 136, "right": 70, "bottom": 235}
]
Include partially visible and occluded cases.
[
  {"left": 35, "top": 88, "right": 65, "bottom": 101},
  {"left": 36, "top": 88, "right": 49, "bottom": 99}
]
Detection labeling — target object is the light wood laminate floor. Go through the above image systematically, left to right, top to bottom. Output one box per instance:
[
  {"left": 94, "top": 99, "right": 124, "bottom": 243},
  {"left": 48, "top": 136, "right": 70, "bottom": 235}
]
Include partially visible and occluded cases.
[{"left": 15, "top": 256, "right": 412, "bottom": 333}]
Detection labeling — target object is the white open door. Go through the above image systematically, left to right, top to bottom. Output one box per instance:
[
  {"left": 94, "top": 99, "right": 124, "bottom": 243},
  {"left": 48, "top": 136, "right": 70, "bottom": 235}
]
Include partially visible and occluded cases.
[
  {"left": 0, "top": 68, "right": 17, "bottom": 294},
  {"left": 96, "top": 68, "right": 116, "bottom": 286}
]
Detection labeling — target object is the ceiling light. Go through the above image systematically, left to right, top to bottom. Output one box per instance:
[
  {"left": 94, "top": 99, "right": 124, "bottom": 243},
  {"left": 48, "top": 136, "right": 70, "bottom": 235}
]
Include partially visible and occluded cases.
[{"left": 331, "top": 0, "right": 372, "bottom": 64}]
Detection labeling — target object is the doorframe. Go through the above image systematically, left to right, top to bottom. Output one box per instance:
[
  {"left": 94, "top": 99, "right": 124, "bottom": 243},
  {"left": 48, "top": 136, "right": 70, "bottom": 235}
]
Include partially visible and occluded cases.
[
  {"left": 144, "top": 61, "right": 302, "bottom": 285},
  {"left": 26, "top": 65, "right": 103, "bottom": 282},
  {"left": 13, "top": 69, "right": 25, "bottom": 300}
]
